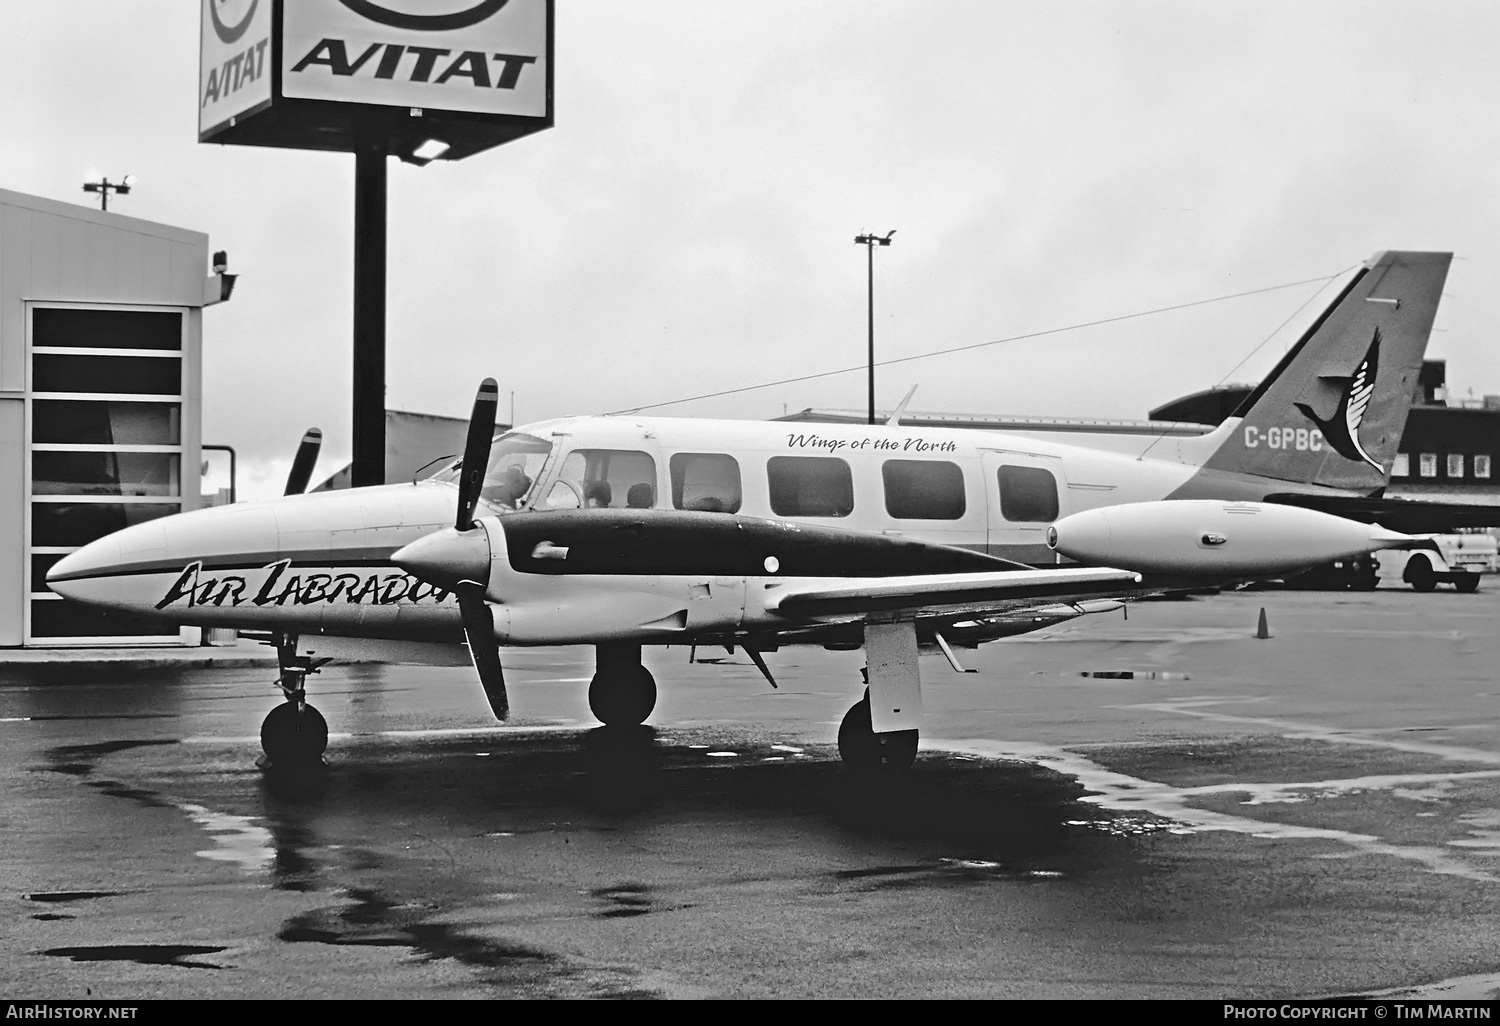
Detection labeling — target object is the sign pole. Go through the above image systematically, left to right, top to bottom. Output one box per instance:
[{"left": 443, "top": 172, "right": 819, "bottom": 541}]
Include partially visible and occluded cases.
[{"left": 352, "top": 141, "right": 387, "bottom": 487}]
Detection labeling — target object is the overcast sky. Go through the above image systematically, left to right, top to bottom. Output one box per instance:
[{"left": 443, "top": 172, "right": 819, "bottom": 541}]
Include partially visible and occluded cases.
[{"left": 4, "top": 1, "right": 1500, "bottom": 499}]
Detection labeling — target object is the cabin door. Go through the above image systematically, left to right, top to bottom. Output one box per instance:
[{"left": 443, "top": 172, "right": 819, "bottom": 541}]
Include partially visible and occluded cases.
[{"left": 980, "top": 451, "right": 1069, "bottom": 565}]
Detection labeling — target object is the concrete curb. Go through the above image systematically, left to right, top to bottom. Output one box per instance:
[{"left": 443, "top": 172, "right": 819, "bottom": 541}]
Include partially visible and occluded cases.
[{"left": 0, "top": 641, "right": 278, "bottom": 672}]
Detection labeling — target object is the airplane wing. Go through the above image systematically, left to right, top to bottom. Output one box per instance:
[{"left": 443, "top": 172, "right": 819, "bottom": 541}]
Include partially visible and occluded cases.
[
  {"left": 1264, "top": 492, "right": 1500, "bottom": 534},
  {"left": 765, "top": 566, "right": 1142, "bottom": 621}
]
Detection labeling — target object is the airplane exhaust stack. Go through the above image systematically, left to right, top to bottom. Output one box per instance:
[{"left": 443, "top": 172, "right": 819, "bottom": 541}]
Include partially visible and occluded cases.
[{"left": 1047, "top": 500, "right": 1410, "bottom": 577}]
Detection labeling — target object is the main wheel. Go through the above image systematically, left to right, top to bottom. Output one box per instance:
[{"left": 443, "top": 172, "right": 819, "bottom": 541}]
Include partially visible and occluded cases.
[
  {"left": 1406, "top": 555, "right": 1437, "bottom": 592},
  {"left": 1455, "top": 573, "right": 1481, "bottom": 593},
  {"left": 588, "top": 665, "right": 657, "bottom": 726},
  {"left": 837, "top": 693, "right": 918, "bottom": 771},
  {"left": 261, "top": 702, "right": 328, "bottom": 766}
]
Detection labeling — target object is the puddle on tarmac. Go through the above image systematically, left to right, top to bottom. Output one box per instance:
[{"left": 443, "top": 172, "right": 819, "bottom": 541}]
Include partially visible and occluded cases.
[
  {"left": 590, "top": 883, "right": 654, "bottom": 918},
  {"left": 278, "top": 887, "right": 662, "bottom": 997},
  {"left": 24, "top": 890, "right": 122, "bottom": 903},
  {"left": 43, "top": 945, "right": 227, "bottom": 970}
]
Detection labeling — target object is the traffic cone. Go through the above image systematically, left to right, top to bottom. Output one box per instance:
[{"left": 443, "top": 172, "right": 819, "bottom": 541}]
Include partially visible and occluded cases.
[{"left": 1255, "top": 607, "right": 1271, "bottom": 639}]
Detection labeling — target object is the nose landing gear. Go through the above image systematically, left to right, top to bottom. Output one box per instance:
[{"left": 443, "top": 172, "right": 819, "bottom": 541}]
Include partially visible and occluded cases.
[
  {"left": 258, "top": 633, "right": 332, "bottom": 768},
  {"left": 588, "top": 643, "right": 658, "bottom": 727}
]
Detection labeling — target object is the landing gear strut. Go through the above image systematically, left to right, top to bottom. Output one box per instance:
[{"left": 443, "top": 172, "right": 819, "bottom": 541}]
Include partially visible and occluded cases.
[
  {"left": 259, "top": 633, "right": 331, "bottom": 767},
  {"left": 588, "top": 642, "right": 657, "bottom": 727},
  {"left": 838, "top": 688, "right": 919, "bottom": 771}
]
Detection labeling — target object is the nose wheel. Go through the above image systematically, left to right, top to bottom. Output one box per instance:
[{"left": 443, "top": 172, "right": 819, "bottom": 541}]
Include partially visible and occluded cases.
[
  {"left": 258, "top": 633, "right": 332, "bottom": 767},
  {"left": 589, "top": 643, "right": 658, "bottom": 727}
]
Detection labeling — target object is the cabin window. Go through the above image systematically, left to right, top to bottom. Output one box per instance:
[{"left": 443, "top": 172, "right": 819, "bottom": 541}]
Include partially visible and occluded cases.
[
  {"left": 544, "top": 449, "right": 656, "bottom": 510},
  {"left": 671, "top": 453, "right": 741, "bottom": 512},
  {"left": 1391, "top": 453, "right": 1410, "bottom": 478},
  {"left": 1419, "top": 453, "right": 1438, "bottom": 478},
  {"left": 1447, "top": 454, "right": 1466, "bottom": 478},
  {"left": 1476, "top": 455, "right": 1492, "bottom": 479},
  {"left": 767, "top": 456, "right": 854, "bottom": 517},
  {"left": 882, "top": 460, "right": 966, "bottom": 520},
  {"left": 997, "top": 464, "right": 1059, "bottom": 523}
]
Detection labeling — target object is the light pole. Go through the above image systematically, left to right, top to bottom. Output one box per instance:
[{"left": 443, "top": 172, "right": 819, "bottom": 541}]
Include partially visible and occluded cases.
[
  {"left": 82, "top": 175, "right": 135, "bottom": 211},
  {"left": 853, "top": 230, "right": 895, "bottom": 424}
]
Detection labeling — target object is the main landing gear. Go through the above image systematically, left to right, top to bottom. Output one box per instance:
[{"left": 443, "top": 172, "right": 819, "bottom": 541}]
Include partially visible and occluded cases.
[
  {"left": 838, "top": 621, "right": 925, "bottom": 771},
  {"left": 259, "top": 633, "right": 331, "bottom": 768},
  {"left": 588, "top": 642, "right": 658, "bottom": 727},
  {"left": 838, "top": 688, "right": 919, "bottom": 771}
]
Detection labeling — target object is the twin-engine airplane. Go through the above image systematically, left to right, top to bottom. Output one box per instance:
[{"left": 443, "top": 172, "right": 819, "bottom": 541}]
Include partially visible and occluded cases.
[{"left": 47, "top": 250, "right": 1449, "bottom": 769}]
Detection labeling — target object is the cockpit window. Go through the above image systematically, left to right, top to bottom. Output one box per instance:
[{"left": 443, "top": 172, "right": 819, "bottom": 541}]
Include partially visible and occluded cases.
[
  {"left": 430, "top": 432, "right": 553, "bottom": 511},
  {"left": 481, "top": 433, "right": 553, "bottom": 509},
  {"left": 543, "top": 449, "right": 656, "bottom": 510}
]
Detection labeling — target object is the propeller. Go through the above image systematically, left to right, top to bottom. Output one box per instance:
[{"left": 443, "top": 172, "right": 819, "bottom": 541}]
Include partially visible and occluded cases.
[
  {"left": 453, "top": 379, "right": 508, "bottom": 720},
  {"left": 458, "top": 381, "right": 498, "bottom": 531},
  {"left": 284, "top": 428, "right": 322, "bottom": 496}
]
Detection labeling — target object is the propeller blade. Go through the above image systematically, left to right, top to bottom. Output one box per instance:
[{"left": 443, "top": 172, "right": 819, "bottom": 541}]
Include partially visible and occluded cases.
[
  {"left": 457, "top": 379, "right": 499, "bottom": 531},
  {"left": 284, "top": 428, "right": 322, "bottom": 496},
  {"left": 458, "top": 586, "right": 508, "bottom": 720}
]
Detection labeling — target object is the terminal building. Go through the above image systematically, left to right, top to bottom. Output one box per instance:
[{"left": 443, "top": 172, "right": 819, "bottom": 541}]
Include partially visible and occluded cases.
[{"left": 0, "top": 188, "right": 232, "bottom": 648}]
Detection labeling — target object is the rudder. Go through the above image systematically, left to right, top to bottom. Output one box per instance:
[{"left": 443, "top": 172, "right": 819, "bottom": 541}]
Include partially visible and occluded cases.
[{"left": 1200, "top": 250, "right": 1451, "bottom": 492}]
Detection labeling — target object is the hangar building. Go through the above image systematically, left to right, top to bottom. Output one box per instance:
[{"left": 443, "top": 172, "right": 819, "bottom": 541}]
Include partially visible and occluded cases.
[{"left": 0, "top": 188, "right": 231, "bottom": 648}]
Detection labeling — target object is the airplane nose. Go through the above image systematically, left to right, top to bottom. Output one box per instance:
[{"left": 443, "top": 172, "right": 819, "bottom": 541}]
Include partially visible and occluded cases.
[
  {"left": 392, "top": 524, "right": 492, "bottom": 593},
  {"left": 46, "top": 530, "right": 137, "bottom": 600}
]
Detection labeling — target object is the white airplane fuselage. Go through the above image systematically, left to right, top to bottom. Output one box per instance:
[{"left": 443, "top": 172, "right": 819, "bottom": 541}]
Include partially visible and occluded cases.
[{"left": 48, "top": 411, "right": 1332, "bottom": 646}]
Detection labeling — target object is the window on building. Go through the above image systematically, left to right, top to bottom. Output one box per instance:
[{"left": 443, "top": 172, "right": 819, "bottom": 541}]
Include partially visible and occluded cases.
[
  {"left": 28, "top": 305, "right": 186, "bottom": 642},
  {"left": 33, "top": 308, "right": 182, "bottom": 350},
  {"left": 543, "top": 449, "right": 656, "bottom": 509},
  {"left": 670, "top": 453, "right": 741, "bottom": 512},
  {"left": 1391, "top": 453, "right": 1410, "bottom": 478},
  {"left": 1419, "top": 453, "right": 1438, "bottom": 478},
  {"left": 1447, "top": 454, "right": 1466, "bottom": 478},
  {"left": 1476, "top": 455, "right": 1492, "bottom": 479},
  {"left": 767, "top": 456, "right": 854, "bottom": 517},
  {"left": 882, "top": 460, "right": 966, "bottom": 520},
  {"left": 997, "top": 464, "right": 1060, "bottom": 522}
]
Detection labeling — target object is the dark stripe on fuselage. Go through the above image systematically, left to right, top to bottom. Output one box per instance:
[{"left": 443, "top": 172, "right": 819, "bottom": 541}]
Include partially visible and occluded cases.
[
  {"left": 499, "top": 509, "right": 1029, "bottom": 578},
  {"left": 49, "top": 554, "right": 403, "bottom": 583}
]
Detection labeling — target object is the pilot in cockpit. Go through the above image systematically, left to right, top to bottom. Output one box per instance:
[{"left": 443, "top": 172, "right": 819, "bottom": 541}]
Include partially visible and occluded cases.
[{"left": 485, "top": 464, "right": 533, "bottom": 508}]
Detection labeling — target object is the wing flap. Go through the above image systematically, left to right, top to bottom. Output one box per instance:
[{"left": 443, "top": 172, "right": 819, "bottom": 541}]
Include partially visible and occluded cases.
[{"left": 766, "top": 567, "right": 1141, "bottom": 620}]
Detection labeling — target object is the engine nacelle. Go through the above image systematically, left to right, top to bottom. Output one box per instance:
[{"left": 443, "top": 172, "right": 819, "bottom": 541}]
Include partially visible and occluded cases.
[{"left": 1047, "top": 500, "right": 1409, "bottom": 576}]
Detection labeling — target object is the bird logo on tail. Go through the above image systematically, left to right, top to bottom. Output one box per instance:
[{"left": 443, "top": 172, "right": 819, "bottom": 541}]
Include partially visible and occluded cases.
[{"left": 1293, "top": 327, "right": 1383, "bottom": 472}]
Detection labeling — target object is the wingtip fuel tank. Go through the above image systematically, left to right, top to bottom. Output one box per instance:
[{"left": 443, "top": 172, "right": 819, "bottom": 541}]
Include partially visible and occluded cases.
[{"left": 1047, "top": 500, "right": 1409, "bottom": 576}]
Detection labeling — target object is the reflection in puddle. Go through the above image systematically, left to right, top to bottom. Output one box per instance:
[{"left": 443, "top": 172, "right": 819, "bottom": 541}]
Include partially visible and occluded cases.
[{"left": 178, "top": 802, "right": 276, "bottom": 873}]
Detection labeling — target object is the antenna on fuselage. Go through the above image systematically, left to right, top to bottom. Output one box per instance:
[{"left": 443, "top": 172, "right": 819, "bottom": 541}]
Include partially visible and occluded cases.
[{"left": 885, "top": 385, "right": 919, "bottom": 427}]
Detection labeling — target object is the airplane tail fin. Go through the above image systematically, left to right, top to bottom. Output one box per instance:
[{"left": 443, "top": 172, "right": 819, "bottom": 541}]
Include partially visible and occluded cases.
[{"left": 1199, "top": 250, "right": 1451, "bottom": 491}]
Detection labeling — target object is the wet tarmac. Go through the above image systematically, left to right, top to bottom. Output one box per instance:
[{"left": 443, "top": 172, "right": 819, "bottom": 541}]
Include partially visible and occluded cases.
[{"left": 4, "top": 587, "right": 1500, "bottom": 999}]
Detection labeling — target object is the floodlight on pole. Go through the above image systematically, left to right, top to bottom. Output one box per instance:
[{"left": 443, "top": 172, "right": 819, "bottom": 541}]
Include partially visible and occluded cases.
[
  {"left": 82, "top": 174, "right": 136, "bottom": 211},
  {"left": 853, "top": 229, "right": 896, "bottom": 425}
]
